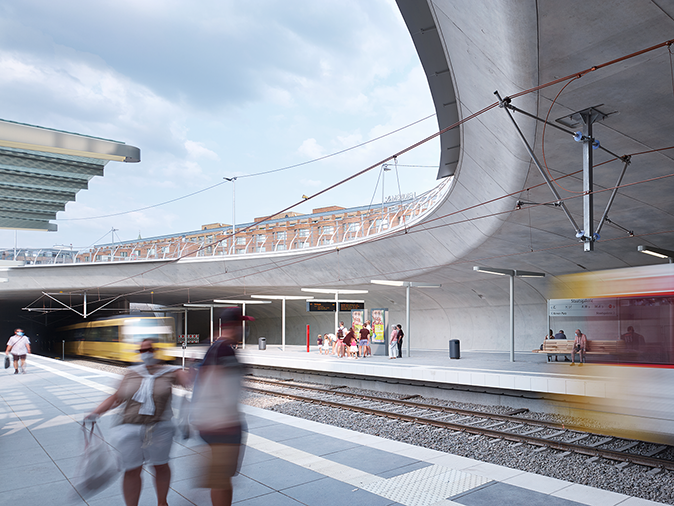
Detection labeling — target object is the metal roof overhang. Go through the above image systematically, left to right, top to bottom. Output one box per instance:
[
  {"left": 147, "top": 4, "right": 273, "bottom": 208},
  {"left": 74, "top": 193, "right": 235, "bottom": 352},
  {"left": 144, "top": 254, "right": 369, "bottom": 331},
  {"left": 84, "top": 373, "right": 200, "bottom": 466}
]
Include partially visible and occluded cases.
[{"left": 0, "top": 119, "right": 140, "bottom": 231}]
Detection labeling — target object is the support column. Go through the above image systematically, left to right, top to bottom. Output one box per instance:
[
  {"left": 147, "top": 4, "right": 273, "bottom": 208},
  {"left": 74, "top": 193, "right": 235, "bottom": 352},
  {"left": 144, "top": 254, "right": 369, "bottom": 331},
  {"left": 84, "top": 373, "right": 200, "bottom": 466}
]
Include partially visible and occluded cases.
[
  {"left": 582, "top": 111, "right": 596, "bottom": 252},
  {"left": 509, "top": 274, "right": 515, "bottom": 362},
  {"left": 405, "top": 284, "right": 410, "bottom": 358},
  {"left": 282, "top": 298, "right": 286, "bottom": 352}
]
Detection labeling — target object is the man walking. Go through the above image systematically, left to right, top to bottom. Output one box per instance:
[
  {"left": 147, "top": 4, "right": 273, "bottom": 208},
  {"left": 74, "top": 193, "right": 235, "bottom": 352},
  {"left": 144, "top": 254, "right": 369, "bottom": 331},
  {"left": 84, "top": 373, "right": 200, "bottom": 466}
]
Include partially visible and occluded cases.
[{"left": 6, "top": 328, "right": 31, "bottom": 374}]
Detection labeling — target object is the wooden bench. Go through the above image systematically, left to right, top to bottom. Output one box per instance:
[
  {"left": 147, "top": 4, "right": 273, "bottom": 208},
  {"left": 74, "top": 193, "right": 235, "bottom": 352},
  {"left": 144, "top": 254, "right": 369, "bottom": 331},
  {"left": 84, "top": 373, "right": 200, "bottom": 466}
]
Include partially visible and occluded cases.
[{"left": 532, "top": 339, "right": 626, "bottom": 361}]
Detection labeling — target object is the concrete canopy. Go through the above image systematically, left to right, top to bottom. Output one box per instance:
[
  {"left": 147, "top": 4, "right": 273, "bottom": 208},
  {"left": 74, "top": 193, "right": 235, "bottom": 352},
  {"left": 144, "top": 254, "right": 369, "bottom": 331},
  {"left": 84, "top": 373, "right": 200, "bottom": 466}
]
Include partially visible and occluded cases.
[
  {"left": 2, "top": 1, "right": 674, "bottom": 352},
  {"left": 0, "top": 119, "right": 140, "bottom": 231}
]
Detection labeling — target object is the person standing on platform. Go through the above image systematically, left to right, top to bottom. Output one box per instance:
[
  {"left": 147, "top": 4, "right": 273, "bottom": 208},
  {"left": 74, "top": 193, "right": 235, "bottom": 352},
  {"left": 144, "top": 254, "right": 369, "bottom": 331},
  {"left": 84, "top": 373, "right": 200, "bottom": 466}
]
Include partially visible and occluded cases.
[
  {"left": 191, "top": 307, "right": 250, "bottom": 506},
  {"left": 334, "top": 322, "right": 346, "bottom": 357},
  {"left": 396, "top": 324, "right": 404, "bottom": 358},
  {"left": 358, "top": 325, "right": 370, "bottom": 358},
  {"left": 389, "top": 325, "right": 398, "bottom": 359},
  {"left": 6, "top": 328, "right": 31, "bottom": 374},
  {"left": 571, "top": 329, "right": 587, "bottom": 365},
  {"left": 317, "top": 334, "right": 324, "bottom": 354},
  {"left": 86, "top": 339, "right": 190, "bottom": 506}
]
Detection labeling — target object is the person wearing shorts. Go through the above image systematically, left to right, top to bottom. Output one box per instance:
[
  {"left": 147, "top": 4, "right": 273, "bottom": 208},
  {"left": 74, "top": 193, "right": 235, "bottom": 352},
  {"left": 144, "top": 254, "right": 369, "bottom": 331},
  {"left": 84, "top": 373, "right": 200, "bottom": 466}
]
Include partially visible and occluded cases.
[
  {"left": 191, "top": 307, "right": 250, "bottom": 506},
  {"left": 358, "top": 325, "right": 370, "bottom": 358},
  {"left": 6, "top": 328, "right": 31, "bottom": 374},
  {"left": 86, "top": 339, "right": 189, "bottom": 506}
]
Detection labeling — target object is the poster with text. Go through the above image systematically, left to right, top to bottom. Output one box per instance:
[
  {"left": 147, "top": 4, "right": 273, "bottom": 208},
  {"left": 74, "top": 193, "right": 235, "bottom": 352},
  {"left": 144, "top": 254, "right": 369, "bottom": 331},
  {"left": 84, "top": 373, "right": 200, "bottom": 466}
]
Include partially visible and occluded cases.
[
  {"left": 371, "top": 309, "right": 386, "bottom": 343},
  {"left": 351, "top": 310, "right": 364, "bottom": 334}
]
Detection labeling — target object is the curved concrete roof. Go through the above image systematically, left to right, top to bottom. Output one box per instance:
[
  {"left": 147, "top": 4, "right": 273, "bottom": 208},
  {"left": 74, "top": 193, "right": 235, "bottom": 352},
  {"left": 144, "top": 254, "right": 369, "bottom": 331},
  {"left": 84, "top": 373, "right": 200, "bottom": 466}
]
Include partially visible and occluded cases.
[{"left": 2, "top": 0, "right": 674, "bottom": 352}]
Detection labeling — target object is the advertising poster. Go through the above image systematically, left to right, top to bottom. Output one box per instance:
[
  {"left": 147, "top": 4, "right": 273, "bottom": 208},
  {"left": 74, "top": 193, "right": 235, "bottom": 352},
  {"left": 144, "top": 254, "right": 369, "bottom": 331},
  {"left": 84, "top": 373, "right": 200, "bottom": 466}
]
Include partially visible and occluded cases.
[
  {"left": 371, "top": 309, "right": 385, "bottom": 343},
  {"left": 351, "top": 310, "right": 364, "bottom": 333}
]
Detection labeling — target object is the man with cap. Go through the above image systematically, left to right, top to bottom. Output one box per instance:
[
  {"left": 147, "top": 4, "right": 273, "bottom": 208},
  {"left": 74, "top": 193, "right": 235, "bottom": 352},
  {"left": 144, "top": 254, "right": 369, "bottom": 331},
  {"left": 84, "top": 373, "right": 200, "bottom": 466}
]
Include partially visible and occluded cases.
[{"left": 191, "top": 307, "right": 252, "bottom": 506}]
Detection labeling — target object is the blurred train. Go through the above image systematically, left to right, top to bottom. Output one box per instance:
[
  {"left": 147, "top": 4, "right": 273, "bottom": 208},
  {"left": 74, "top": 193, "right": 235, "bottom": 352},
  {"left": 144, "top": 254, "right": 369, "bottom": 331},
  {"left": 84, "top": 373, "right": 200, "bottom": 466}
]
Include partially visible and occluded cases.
[
  {"left": 551, "top": 262, "right": 674, "bottom": 444},
  {"left": 56, "top": 315, "right": 176, "bottom": 362}
]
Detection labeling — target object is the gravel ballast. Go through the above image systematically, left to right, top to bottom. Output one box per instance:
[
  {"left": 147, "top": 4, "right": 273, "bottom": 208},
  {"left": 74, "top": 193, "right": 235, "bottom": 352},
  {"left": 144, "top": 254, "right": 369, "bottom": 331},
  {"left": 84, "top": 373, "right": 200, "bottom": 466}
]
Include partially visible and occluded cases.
[{"left": 67, "top": 359, "right": 674, "bottom": 504}]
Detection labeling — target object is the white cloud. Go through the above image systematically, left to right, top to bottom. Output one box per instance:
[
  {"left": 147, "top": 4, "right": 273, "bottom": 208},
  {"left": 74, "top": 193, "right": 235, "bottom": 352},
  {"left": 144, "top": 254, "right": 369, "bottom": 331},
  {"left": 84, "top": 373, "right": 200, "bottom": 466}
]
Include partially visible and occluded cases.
[
  {"left": 297, "top": 138, "right": 325, "bottom": 158},
  {"left": 185, "top": 140, "right": 220, "bottom": 160},
  {"left": 300, "top": 179, "right": 322, "bottom": 187}
]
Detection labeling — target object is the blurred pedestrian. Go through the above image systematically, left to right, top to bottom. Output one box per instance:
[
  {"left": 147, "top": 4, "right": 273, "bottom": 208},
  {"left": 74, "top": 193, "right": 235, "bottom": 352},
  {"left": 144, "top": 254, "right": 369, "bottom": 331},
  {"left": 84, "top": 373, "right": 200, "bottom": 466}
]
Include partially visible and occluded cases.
[
  {"left": 190, "top": 307, "right": 250, "bottom": 506},
  {"left": 396, "top": 324, "right": 405, "bottom": 358},
  {"left": 6, "top": 328, "right": 30, "bottom": 374},
  {"left": 317, "top": 334, "right": 324, "bottom": 354},
  {"left": 86, "top": 339, "right": 190, "bottom": 506}
]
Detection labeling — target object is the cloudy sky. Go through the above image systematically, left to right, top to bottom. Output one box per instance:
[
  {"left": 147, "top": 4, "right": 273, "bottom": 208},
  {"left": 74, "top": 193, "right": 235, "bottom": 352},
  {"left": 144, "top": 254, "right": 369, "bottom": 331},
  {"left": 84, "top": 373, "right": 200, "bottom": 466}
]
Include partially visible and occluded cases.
[{"left": 0, "top": 0, "right": 440, "bottom": 251}]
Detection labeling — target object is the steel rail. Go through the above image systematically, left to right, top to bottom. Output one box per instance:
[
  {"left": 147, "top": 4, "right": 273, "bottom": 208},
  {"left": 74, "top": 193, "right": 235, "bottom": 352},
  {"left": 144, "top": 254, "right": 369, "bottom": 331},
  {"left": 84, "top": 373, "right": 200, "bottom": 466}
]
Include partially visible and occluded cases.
[
  {"left": 243, "top": 377, "right": 581, "bottom": 431},
  {"left": 243, "top": 383, "right": 674, "bottom": 471}
]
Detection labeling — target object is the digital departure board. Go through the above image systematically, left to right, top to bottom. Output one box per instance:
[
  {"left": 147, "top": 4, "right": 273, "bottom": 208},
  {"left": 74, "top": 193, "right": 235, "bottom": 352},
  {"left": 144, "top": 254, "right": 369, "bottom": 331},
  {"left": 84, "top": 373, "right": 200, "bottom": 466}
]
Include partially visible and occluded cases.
[
  {"left": 306, "top": 301, "right": 366, "bottom": 312},
  {"left": 307, "top": 301, "right": 337, "bottom": 312},
  {"left": 339, "top": 302, "right": 365, "bottom": 311}
]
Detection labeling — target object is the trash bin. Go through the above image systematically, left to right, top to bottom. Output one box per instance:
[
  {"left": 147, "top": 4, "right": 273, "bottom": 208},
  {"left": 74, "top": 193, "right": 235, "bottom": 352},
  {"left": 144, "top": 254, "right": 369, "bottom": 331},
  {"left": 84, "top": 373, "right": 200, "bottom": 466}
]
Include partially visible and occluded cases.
[
  {"left": 258, "top": 337, "right": 266, "bottom": 350},
  {"left": 449, "top": 339, "right": 460, "bottom": 359}
]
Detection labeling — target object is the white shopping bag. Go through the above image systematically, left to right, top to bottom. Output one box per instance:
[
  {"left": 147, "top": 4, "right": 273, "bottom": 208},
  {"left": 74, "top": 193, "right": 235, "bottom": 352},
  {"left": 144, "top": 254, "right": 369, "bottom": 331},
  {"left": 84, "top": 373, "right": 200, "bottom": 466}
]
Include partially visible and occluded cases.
[{"left": 73, "top": 422, "right": 121, "bottom": 498}]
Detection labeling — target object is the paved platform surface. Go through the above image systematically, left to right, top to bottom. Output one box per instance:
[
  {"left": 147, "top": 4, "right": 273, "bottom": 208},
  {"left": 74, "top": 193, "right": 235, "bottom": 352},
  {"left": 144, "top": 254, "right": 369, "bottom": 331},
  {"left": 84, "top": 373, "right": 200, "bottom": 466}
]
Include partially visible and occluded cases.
[{"left": 1, "top": 354, "right": 662, "bottom": 505}]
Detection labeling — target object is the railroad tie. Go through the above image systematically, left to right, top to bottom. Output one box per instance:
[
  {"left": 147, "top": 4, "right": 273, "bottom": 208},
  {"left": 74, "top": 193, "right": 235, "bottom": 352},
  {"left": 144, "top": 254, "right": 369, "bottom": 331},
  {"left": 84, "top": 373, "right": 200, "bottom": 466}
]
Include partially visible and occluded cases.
[
  {"left": 520, "top": 427, "right": 546, "bottom": 436},
  {"left": 541, "top": 430, "right": 566, "bottom": 440},
  {"left": 566, "top": 433, "right": 590, "bottom": 444},
  {"left": 587, "top": 437, "right": 613, "bottom": 448},
  {"left": 615, "top": 442, "right": 639, "bottom": 452},
  {"left": 644, "top": 446, "right": 668, "bottom": 458},
  {"left": 615, "top": 462, "right": 630, "bottom": 470},
  {"left": 646, "top": 467, "right": 664, "bottom": 476}
]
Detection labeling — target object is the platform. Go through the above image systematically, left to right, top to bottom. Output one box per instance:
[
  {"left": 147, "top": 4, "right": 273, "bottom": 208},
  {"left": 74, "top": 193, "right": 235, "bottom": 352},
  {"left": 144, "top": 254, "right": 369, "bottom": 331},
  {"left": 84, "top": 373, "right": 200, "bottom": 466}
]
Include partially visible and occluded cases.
[{"left": 0, "top": 354, "right": 662, "bottom": 505}]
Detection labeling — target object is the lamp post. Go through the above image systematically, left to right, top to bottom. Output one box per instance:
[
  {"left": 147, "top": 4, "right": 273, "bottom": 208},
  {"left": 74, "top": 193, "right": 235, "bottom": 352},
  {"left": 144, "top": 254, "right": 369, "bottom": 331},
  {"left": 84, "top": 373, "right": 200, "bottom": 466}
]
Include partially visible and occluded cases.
[
  {"left": 381, "top": 164, "right": 392, "bottom": 228},
  {"left": 224, "top": 177, "right": 237, "bottom": 240},
  {"left": 472, "top": 266, "right": 545, "bottom": 362},
  {"left": 370, "top": 280, "right": 441, "bottom": 357},
  {"left": 301, "top": 288, "right": 369, "bottom": 336},
  {"left": 250, "top": 295, "right": 314, "bottom": 351},
  {"left": 213, "top": 299, "right": 272, "bottom": 348}
]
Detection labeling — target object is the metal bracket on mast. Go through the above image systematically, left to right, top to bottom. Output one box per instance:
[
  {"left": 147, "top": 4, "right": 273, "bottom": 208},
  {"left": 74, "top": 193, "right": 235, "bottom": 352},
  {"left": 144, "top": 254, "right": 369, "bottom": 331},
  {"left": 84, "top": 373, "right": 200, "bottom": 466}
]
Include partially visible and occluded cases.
[{"left": 494, "top": 91, "right": 583, "bottom": 237}]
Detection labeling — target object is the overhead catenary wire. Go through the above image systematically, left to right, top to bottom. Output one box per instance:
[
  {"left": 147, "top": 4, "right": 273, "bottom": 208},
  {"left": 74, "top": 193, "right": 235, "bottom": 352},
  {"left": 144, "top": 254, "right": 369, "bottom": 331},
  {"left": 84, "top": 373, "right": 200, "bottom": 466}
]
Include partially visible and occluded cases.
[
  {"left": 33, "top": 37, "right": 674, "bottom": 304},
  {"left": 56, "top": 114, "right": 437, "bottom": 223}
]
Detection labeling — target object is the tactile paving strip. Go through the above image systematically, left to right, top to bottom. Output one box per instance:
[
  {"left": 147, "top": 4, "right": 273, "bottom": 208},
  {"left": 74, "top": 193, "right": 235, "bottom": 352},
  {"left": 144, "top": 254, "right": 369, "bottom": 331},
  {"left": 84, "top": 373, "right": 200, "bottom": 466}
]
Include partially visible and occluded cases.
[{"left": 361, "top": 465, "right": 490, "bottom": 506}]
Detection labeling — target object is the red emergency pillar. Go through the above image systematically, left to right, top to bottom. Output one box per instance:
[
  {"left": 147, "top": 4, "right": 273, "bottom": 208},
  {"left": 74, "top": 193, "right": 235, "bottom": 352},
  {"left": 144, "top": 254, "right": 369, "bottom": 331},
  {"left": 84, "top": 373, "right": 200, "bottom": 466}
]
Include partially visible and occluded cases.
[{"left": 306, "top": 324, "right": 310, "bottom": 352}]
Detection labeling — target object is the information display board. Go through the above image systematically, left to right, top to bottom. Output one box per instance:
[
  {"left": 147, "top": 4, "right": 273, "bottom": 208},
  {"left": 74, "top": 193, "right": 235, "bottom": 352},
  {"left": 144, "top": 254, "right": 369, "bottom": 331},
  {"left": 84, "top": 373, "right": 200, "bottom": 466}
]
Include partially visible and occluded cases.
[
  {"left": 549, "top": 298, "right": 618, "bottom": 317},
  {"left": 306, "top": 301, "right": 336, "bottom": 312},
  {"left": 306, "top": 301, "right": 365, "bottom": 312},
  {"left": 177, "top": 334, "right": 200, "bottom": 344}
]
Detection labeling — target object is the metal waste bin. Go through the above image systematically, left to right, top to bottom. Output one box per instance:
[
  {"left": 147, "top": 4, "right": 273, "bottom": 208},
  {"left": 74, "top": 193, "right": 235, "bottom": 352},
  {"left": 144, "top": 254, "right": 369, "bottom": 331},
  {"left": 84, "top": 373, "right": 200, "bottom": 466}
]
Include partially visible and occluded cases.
[
  {"left": 258, "top": 337, "right": 266, "bottom": 350},
  {"left": 449, "top": 339, "right": 460, "bottom": 359}
]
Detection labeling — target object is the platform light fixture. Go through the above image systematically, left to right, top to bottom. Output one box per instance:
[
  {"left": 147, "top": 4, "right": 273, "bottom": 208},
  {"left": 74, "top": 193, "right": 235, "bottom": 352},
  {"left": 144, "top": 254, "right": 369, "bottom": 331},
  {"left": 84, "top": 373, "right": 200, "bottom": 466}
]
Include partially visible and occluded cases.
[
  {"left": 637, "top": 245, "right": 674, "bottom": 263},
  {"left": 473, "top": 266, "right": 545, "bottom": 362},
  {"left": 370, "top": 280, "right": 441, "bottom": 357},
  {"left": 301, "top": 288, "right": 368, "bottom": 336},
  {"left": 250, "top": 295, "right": 314, "bottom": 351},
  {"left": 214, "top": 299, "right": 272, "bottom": 348}
]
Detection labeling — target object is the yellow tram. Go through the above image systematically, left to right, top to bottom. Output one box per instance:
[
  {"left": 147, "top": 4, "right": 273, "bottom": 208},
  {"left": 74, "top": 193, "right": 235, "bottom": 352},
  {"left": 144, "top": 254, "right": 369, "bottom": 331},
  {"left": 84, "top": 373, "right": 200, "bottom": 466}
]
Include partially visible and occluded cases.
[{"left": 57, "top": 315, "right": 176, "bottom": 362}]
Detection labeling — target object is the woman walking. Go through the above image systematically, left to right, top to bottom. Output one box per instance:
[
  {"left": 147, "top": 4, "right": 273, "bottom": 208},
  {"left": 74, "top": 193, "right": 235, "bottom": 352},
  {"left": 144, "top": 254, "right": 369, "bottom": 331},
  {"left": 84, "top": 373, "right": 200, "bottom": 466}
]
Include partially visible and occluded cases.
[{"left": 86, "top": 339, "right": 190, "bottom": 506}]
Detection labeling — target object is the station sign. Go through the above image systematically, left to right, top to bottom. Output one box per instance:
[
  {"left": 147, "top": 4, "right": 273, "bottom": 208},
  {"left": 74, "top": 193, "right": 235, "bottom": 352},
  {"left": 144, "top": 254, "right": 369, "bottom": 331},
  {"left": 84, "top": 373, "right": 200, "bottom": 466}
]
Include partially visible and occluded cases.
[
  {"left": 549, "top": 299, "right": 617, "bottom": 317},
  {"left": 306, "top": 301, "right": 365, "bottom": 312},
  {"left": 177, "top": 334, "right": 200, "bottom": 344}
]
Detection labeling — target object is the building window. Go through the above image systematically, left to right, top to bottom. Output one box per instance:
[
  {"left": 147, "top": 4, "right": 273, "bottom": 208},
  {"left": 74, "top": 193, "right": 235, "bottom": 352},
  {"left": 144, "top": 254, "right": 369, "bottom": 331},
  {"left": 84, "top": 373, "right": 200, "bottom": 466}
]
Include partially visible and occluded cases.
[
  {"left": 347, "top": 223, "right": 360, "bottom": 233},
  {"left": 321, "top": 226, "right": 334, "bottom": 235},
  {"left": 298, "top": 229, "right": 310, "bottom": 238},
  {"left": 276, "top": 231, "right": 286, "bottom": 241},
  {"left": 256, "top": 234, "right": 265, "bottom": 243},
  {"left": 236, "top": 237, "right": 246, "bottom": 245},
  {"left": 275, "top": 244, "right": 286, "bottom": 251},
  {"left": 256, "top": 246, "right": 266, "bottom": 253},
  {"left": 236, "top": 248, "right": 245, "bottom": 254},
  {"left": 120, "top": 251, "right": 128, "bottom": 257}
]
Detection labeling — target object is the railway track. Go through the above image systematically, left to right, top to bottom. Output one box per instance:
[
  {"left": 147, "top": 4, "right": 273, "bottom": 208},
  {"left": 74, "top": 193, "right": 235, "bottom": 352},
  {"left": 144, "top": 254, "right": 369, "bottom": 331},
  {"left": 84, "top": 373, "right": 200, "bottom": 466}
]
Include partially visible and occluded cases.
[{"left": 243, "top": 376, "right": 674, "bottom": 472}]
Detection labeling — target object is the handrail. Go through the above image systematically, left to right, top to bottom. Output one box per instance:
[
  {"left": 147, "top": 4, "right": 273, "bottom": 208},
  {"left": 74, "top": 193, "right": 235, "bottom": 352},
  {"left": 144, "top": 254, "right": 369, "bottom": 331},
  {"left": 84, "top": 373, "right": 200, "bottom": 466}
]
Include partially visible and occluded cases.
[{"left": 31, "top": 178, "right": 452, "bottom": 264}]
